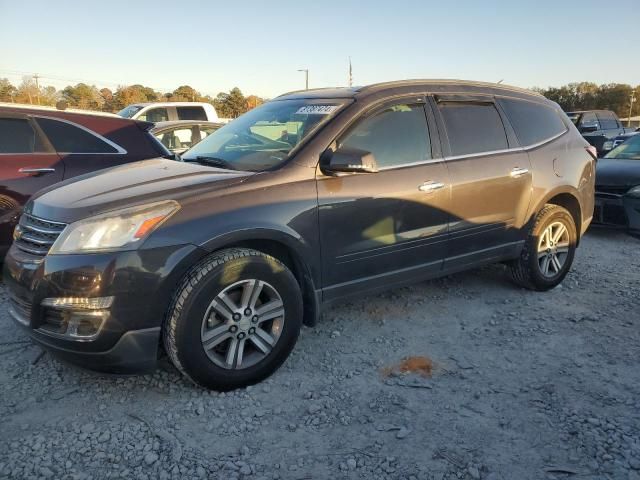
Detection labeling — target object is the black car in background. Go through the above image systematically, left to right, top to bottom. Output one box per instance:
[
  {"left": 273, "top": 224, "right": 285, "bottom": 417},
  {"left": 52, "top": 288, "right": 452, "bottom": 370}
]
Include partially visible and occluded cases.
[
  {"left": 4, "top": 80, "right": 595, "bottom": 390},
  {"left": 565, "top": 110, "right": 633, "bottom": 154},
  {"left": 151, "top": 121, "right": 222, "bottom": 155},
  {"left": 601, "top": 131, "right": 639, "bottom": 154},
  {"left": 594, "top": 134, "right": 640, "bottom": 236}
]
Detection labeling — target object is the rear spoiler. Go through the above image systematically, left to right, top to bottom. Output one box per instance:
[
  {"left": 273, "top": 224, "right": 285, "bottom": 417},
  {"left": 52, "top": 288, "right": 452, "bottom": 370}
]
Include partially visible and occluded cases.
[{"left": 134, "top": 120, "right": 155, "bottom": 132}]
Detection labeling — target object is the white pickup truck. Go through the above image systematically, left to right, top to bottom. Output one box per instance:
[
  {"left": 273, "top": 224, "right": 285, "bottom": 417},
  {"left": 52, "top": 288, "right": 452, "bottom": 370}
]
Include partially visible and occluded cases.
[{"left": 117, "top": 102, "right": 219, "bottom": 123}]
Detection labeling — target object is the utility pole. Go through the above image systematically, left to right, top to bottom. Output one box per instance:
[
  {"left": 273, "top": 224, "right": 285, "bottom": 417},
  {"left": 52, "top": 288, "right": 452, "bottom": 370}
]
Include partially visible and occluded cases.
[
  {"left": 348, "top": 57, "right": 353, "bottom": 87},
  {"left": 297, "top": 69, "right": 309, "bottom": 90},
  {"left": 33, "top": 73, "right": 41, "bottom": 105},
  {"left": 628, "top": 90, "right": 637, "bottom": 128}
]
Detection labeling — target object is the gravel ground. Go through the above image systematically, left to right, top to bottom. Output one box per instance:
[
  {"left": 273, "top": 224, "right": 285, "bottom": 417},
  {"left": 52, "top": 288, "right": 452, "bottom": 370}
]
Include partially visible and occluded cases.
[{"left": 1, "top": 229, "right": 639, "bottom": 480}]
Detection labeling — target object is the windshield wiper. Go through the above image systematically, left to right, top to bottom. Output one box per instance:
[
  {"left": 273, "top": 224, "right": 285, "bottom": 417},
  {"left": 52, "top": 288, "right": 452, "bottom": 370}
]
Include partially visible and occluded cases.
[{"left": 186, "top": 156, "right": 237, "bottom": 171}]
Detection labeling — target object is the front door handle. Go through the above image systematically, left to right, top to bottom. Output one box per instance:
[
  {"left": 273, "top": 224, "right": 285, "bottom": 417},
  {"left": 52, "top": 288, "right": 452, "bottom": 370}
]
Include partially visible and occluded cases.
[
  {"left": 510, "top": 167, "right": 529, "bottom": 178},
  {"left": 18, "top": 168, "right": 56, "bottom": 176},
  {"left": 418, "top": 181, "right": 445, "bottom": 192}
]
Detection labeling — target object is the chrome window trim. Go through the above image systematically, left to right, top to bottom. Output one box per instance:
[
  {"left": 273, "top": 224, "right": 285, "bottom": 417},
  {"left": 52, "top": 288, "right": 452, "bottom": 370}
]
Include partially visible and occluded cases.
[
  {"left": 35, "top": 115, "right": 128, "bottom": 155},
  {"left": 377, "top": 158, "right": 444, "bottom": 171}
]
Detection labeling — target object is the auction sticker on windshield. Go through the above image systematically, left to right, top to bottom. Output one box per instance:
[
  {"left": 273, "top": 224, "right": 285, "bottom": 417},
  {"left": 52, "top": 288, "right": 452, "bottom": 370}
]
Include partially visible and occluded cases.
[{"left": 295, "top": 105, "right": 340, "bottom": 115}]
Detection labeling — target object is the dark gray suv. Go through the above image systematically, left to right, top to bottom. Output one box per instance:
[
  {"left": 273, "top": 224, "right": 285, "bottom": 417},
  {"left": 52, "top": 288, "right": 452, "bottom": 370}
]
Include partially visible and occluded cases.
[{"left": 5, "top": 80, "right": 596, "bottom": 390}]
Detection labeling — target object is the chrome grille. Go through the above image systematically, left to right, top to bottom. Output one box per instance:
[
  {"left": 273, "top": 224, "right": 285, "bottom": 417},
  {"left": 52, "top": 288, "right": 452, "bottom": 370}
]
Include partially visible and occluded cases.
[{"left": 14, "top": 213, "right": 66, "bottom": 256}]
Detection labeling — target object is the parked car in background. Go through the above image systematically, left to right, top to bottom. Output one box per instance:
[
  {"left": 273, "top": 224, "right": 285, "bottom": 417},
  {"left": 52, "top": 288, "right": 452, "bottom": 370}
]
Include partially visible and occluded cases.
[
  {"left": 4, "top": 80, "right": 595, "bottom": 390},
  {"left": 117, "top": 102, "right": 219, "bottom": 123},
  {"left": 0, "top": 105, "right": 171, "bottom": 254},
  {"left": 565, "top": 110, "right": 633, "bottom": 154},
  {"left": 151, "top": 121, "right": 222, "bottom": 155},
  {"left": 601, "top": 131, "right": 640, "bottom": 154},
  {"left": 593, "top": 134, "right": 640, "bottom": 236}
]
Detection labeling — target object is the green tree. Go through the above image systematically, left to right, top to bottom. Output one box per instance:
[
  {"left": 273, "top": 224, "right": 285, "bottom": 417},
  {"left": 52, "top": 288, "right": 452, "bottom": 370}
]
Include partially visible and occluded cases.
[
  {"left": 0, "top": 78, "right": 17, "bottom": 102},
  {"left": 62, "top": 83, "right": 104, "bottom": 110},
  {"left": 112, "top": 84, "right": 159, "bottom": 110},
  {"left": 170, "top": 85, "right": 201, "bottom": 102},
  {"left": 214, "top": 87, "right": 247, "bottom": 118}
]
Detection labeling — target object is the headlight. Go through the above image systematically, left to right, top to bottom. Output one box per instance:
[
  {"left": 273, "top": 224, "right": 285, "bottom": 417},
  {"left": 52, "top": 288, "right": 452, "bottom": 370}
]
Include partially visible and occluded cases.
[
  {"left": 602, "top": 141, "right": 613, "bottom": 151},
  {"left": 627, "top": 186, "right": 640, "bottom": 199},
  {"left": 50, "top": 201, "right": 180, "bottom": 254}
]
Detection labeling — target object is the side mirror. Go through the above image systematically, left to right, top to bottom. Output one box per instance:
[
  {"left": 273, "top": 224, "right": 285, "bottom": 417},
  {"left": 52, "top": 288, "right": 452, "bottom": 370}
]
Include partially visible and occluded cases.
[
  {"left": 580, "top": 125, "right": 598, "bottom": 133},
  {"left": 320, "top": 147, "right": 379, "bottom": 175}
]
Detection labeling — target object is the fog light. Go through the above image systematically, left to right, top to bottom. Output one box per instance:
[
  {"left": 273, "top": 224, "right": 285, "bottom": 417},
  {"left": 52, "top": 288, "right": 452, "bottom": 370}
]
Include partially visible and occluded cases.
[
  {"left": 39, "top": 296, "right": 113, "bottom": 341},
  {"left": 41, "top": 296, "right": 114, "bottom": 310}
]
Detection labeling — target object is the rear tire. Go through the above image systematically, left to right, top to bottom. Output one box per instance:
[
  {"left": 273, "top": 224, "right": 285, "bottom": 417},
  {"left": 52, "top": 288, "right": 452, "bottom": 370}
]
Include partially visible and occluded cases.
[
  {"left": 509, "top": 204, "right": 577, "bottom": 291},
  {"left": 163, "top": 248, "right": 303, "bottom": 390}
]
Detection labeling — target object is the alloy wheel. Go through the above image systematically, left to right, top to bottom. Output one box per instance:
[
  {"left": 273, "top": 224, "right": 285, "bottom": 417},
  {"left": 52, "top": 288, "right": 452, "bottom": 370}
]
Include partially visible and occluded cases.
[
  {"left": 537, "top": 220, "right": 570, "bottom": 278},
  {"left": 200, "top": 279, "right": 285, "bottom": 369}
]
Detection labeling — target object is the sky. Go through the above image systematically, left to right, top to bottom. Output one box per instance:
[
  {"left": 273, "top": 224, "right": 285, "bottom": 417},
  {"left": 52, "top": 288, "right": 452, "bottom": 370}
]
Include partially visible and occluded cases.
[{"left": 1, "top": 0, "right": 638, "bottom": 99}]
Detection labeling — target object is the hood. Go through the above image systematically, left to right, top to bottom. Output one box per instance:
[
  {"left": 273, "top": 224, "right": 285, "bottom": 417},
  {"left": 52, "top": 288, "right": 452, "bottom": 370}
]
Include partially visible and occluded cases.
[
  {"left": 28, "top": 158, "right": 253, "bottom": 223},
  {"left": 595, "top": 158, "right": 640, "bottom": 189}
]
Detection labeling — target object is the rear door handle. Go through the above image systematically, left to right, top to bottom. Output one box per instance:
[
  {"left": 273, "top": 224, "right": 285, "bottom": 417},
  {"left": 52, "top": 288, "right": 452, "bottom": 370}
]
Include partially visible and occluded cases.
[
  {"left": 510, "top": 167, "right": 529, "bottom": 178},
  {"left": 18, "top": 168, "right": 56, "bottom": 176},
  {"left": 418, "top": 181, "right": 445, "bottom": 192}
]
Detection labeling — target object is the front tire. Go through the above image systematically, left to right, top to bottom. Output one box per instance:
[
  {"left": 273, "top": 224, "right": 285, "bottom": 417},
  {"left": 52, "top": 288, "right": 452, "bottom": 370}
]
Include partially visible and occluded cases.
[
  {"left": 509, "top": 204, "right": 577, "bottom": 291},
  {"left": 163, "top": 248, "right": 303, "bottom": 390}
]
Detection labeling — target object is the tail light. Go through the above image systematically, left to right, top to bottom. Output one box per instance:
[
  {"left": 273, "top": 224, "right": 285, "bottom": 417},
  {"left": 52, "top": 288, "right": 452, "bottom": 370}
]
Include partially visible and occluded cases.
[{"left": 586, "top": 145, "right": 598, "bottom": 161}]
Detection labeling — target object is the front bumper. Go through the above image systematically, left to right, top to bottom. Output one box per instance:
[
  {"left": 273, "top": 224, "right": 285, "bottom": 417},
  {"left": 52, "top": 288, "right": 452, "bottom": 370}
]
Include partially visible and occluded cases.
[
  {"left": 593, "top": 192, "right": 640, "bottom": 236},
  {"left": 3, "top": 243, "right": 207, "bottom": 373}
]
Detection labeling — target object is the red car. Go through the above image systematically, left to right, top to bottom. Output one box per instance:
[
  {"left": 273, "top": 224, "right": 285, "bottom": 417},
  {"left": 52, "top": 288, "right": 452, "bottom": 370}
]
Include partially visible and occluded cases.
[{"left": 0, "top": 105, "right": 171, "bottom": 254}]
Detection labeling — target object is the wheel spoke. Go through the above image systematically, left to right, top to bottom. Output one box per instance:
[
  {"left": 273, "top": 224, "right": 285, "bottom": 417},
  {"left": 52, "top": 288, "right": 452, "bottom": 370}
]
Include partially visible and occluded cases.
[
  {"left": 552, "top": 224, "right": 567, "bottom": 243},
  {"left": 556, "top": 245, "right": 569, "bottom": 254},
  {"left": 551, "top": 254, "right": 563, "bottom": 273},
  {"left": 540, "top": 256, "right": 550, "bottom": 275},
  {"left": 240, "top": 280, "right": 263, "bottom": 310},
  {"left": 218, "top": 291, "right": 238, "bottom": 314},
  {"left": 256, "top": 300, "right": 284, "bottom": 322},
  {"left": 254, "top": 327, "right": 275, "bottom": 346},
  {"left": 203, "top": 328, "right": 232, "bottom": 350},
  {"left": 249, "top": 334, "right": 271, "bottom": 354},
  {"left": 226, "top": 338, "right": 239, "bottom": 367},
  {"left": 235, "top": 338, "right": 246, "bottom": 367}
]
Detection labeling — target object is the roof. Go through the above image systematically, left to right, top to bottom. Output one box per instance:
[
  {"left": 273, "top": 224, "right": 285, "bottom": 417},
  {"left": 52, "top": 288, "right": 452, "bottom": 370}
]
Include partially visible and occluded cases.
[
  {"left": 276, "top": 79, "right": 543, "bottom": 101},
  {"left": 0, "top": 102, "right": 119, "bottom": 118},
  {"left": 129, "top": 102, "right": 213, "bottom": 107},
  {"left": 151, "top": 120, "right": 223, "bottom": 131}
]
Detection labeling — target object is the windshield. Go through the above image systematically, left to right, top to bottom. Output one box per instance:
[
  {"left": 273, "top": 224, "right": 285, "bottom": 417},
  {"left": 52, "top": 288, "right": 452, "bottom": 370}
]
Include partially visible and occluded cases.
[
  {"left": 182, "top": 99, "right": 347, "bottom": 171},
  {"left": 117, "top": 105, "right": 144, "bottom": 118},
  {"left": 605, "top": 134, "right": 640, "bottom": 160}
]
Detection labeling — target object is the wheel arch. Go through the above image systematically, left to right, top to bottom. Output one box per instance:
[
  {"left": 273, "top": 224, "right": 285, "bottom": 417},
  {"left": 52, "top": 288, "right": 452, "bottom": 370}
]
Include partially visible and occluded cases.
[
  {"left": 530, "top": 188, "right": 583, "bottom": 244},
  {"left": 200, "top": 229, "right": 321, "bottom": 327}
]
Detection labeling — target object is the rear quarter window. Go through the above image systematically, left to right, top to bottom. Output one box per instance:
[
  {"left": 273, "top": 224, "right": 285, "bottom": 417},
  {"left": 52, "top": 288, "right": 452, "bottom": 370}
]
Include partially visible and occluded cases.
[
  {"left": 499, "top": 98, "right": 567, "bottom": 147},
  {"left": 438, "top": 102, "right": 508, "bottom": 156},
  {"left": 177, "top": 106, "right": 207, "bottom": 121},
  {"left": 36, "top": 117, "right": 119, "bottom": 154}
]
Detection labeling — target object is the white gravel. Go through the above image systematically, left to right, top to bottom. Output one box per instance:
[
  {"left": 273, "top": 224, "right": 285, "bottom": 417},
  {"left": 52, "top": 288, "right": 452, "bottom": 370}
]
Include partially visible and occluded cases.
[{"left": 1, "top": 229, "right": 639, "bottom": 480}]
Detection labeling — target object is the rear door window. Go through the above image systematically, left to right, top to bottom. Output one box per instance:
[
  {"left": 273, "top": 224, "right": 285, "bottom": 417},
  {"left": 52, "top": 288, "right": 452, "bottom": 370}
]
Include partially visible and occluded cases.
[
  {"left": 499, "top": 98, "right": 567, "bottom": 146},
  {"left": 438, "top": 102, "right": 508, "bottom": 156},
  {"left": 339, "top": 103, "right": 431, "bottom": 168},
  {"left": 177, "top": 106, "right": 207, "bottom": 121},
  {"left": 138, "top": 108, "right": 169, "bottom": 122},
  {"left": 597, "top": 112, "right": 619, "bottom": 130},
  {"left": 36, "top": 117, "right": 119, "bottom": 154},
  {"left": 0, "top": 118, "right": 37, "bottom": 153}
]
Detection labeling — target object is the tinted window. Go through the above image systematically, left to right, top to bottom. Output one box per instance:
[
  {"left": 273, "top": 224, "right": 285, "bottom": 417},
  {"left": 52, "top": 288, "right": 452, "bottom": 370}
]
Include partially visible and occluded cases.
[
  {"left": 500, "top": 98, "right": 567, "bottom": 146},
  {"left": 439, "top": 102, "right": 508, "bottom": 156},
  {"left": 339, "top": 104, "right": 430, "bottom": 168},
  {"left": 177, "top": 106, "right": 207, "bottom": 121},
  {"left": 139, "top": 108, "right": 169, "bottom": 122},
  {"left": 580, "top": 112, "right": 599, "bottom": 128},
  {"left": 597, "top": 112, "right": 619, "bottom": 130},
  {"left": 0, "top": 118, "right": 36, "bottom": 153},
  {"left": 37, "top": 118, "right": 118, "bottom": 153}
]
